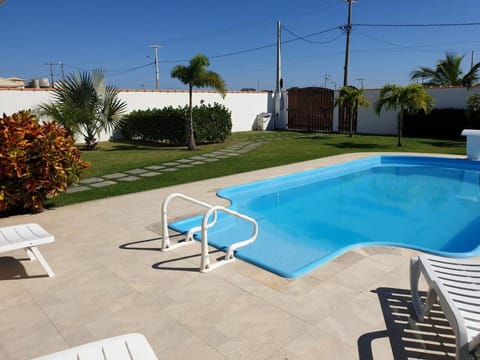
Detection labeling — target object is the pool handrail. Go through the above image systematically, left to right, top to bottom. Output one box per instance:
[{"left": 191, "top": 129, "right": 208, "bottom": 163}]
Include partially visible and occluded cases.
[{"left": 161, "top": 192, "right": 258, "bottom": 272}]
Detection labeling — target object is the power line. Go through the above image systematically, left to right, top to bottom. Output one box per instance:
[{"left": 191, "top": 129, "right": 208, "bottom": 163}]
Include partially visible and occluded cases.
[
  {"left": 52, "top": 20, "right": 480, "bottom": 81},
  {"left": 353, "top": 22, "right": 480, "bottom": 28},
  {"left": 281, "top": 25, "right": 341, "bottom": 44},
  {"left": 354, "top": 30, "right": 437, "bottom": 53},
  {"left": 107, "top": 62, "right": 154, "bottom": 76}
]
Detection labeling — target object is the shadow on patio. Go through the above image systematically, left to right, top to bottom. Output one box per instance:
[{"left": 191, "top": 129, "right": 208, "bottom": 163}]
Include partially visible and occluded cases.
[{"left": 359, "top": 287, "right": 456, "bottom": 359}]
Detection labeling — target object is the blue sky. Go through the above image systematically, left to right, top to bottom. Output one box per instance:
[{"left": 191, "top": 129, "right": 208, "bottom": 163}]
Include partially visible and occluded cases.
[{"left": 1, "top": 0, "right": 480, "bottom": 90}]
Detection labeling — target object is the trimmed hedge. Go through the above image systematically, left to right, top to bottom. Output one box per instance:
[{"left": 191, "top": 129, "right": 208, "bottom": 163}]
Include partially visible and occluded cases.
[
  {"left": 121, "top": 103, "right": 232, "bottom": 145},
  {"left": 403, "top": 108, "right": 480, "bottom": 140}
]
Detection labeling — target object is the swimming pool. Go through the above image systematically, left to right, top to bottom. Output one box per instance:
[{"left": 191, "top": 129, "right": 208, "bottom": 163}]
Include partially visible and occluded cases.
[{"left": 170, "top": 155, "right": 480, "bottom": 278}]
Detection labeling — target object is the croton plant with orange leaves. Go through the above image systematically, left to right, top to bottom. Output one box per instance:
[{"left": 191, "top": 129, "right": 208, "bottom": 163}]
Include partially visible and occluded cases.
[{"left": 0, "top": 111, "right": 90, "bottom": 214}]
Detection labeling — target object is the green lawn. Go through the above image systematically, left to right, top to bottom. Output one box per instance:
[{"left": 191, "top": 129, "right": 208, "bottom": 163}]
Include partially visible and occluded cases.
[{"left": 51, "top": 131, "right": 466, "bottom": 207}]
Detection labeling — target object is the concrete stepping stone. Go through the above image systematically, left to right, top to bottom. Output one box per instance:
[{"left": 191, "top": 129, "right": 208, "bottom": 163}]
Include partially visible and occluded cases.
[
  {"left": 189, "top": 156, "right": 208, "bottom": 160},
  {"left": 203, "top": 158, "right": 219, "bottom": 162},
  {"left": 176, "top": 159, "right": 194, "bottom": 163},
  {"left": 190, "top": 161, "right": 205, "bottom": 165},
  {"left": 163, "top": 162, "right": 180, "bottom": 166},
  {"left": 177, "top": 164, "right": 194, "bottom": 168},
  {"left": 145, "top": 165, "right": 166, "bottom": 170},
  {"left": 162, "top": 168, "right": 179, "bottom": 172},
  {"left": 125, "top": 169, "right": 147, "bottom": 175},
  {"left": 140, "top": 172, "right": 161, "bottom": 177},
  {"left": 104, "top": 173, "right": 128, "bottom": 179},
  {"left": 116, "top": 176, "right": 140, "bottom": 181},
  {"left": 79, "top": 177, "right": 104, "bottom": 184},
  {"left": 90, "top": 181, "right": 117, "bottom": 188},
  {"left": 66, "top": 185, "right": 91, "bottom": 193}
]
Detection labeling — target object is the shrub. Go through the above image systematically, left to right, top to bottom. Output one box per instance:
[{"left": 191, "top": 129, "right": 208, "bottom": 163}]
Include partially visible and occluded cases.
[
  {"left": 121, "top": 103, "right": 232, "bottom": 145},
  {"left": 121, "top": 106, "right": 187, "bottom": 144},
  {"left": 403, "top": 108, "right": 479, "bottom": 139},
  {"left": 0, "top": 111, "right": 90, "bottom": 214}
]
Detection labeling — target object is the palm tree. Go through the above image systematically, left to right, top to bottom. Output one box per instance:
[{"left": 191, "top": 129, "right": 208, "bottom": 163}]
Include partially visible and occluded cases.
[
  {"left": 410, "top": 51, "right": 480, "bottom": 88},
  {"left": 171, "top": 54, "right": 226, "bottom": 151},
  {"left": 38, "top": 69, "right": 127, "bottom": 150},
  {"left": 374, "top": 83, "right": 435, "bottom": 147},
  {"left": 334, "top": 86, "right": 370, "bottom": 137},
  {"left": 468, "top": 93, "right": 480, "bottom": 113}
]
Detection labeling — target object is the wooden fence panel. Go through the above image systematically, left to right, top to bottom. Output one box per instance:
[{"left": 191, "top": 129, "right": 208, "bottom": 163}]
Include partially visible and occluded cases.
[{"left": 287, "top": 87, "right": 334, "bottom": 132}]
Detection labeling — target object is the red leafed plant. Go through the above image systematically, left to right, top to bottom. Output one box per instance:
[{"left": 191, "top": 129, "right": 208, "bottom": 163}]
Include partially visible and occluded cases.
[{"left": 0, "top": 111, "right": 90, "bottom": 214}]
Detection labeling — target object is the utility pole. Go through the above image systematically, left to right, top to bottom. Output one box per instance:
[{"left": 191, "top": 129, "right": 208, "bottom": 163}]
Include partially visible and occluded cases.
[
  {"left": 343, "top": 0, "right": 356, "bottom": 87},
  {"left": 274, "top": 20, "right": 282, "bottom": 130},
  {"left": 149, "top": 44, "right": 162, "bottom": 89},
  {"left": 58, "top": 61, "right": 65, "bottom": 80},
  {"left": 45, "top": 62, "right": 56, "bottom": 88},
  {"left": 324, "top": 74, "right": 331, "bottom": 88},
  {"left": 356, "top": 77, "right": 364, "bottom": 88}
]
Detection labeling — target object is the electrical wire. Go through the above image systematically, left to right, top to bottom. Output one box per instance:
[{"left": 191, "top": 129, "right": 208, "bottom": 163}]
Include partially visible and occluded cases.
[
  {"left": 61, "top": 21, "right": 480, "bottom": 76},
  {"left": 353, "top": 22, "right": 480, "bottom": 28},
  {"left": 281, "top": 25, "right": 342, "bottom": 44},
  {"left": 354, "top": 31, "right": 437, "bottom": 53},
  {"left": 108, "top": 62, "right": 154, "bottom": 76}
]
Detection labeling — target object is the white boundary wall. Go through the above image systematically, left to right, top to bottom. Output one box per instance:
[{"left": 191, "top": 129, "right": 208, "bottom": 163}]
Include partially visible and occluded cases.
[
  {"left": 1, "top": 86, "right": 479, "bottom": 139},
  {"left": 333, "top": 87, "right": 480, "bottom": 135},
  {"left": 0, "top": 88, "right": 280, "bottom": 142}
]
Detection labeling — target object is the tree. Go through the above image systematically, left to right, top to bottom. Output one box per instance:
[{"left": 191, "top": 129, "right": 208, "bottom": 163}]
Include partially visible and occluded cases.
[
  {"left": 410, "top": 51, "right": 480, "bottom": 88},
  {"left": 171, "top": 54, "right": 227, "bottom": 150},
  {"left": 38, "top": 69, "right": 127, "bottom": 150},
  {"left": 374, "top": 83, "right": 435, "bottom": 147},
  {"left": 334, "top": 86, "right": 370, "bottom": 137},
  {"left": 468, "top": 93, "right": 480, "bottom": 113}
]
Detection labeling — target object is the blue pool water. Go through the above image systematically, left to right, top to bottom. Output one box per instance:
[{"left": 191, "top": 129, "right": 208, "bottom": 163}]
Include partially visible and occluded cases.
[{"left": 170, "top": 156, "right": 480, "bottom": 278}]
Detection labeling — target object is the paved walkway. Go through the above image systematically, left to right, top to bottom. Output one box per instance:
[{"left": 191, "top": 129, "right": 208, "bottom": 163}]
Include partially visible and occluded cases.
[
  {"left": 68, "top": 134, "right": 310, "bottom": 193},
  {"left": 0, "top": 152, "right": 462, "bottom": 359}
]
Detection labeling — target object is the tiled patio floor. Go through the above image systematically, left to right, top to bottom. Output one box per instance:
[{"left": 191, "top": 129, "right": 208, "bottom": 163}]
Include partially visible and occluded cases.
[{"left": 0, "top": 153, "right": 460, "bottom": 359}]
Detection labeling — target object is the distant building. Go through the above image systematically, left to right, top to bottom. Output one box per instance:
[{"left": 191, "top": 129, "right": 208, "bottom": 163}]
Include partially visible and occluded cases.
[{"left": 0, "top": 77, "right": 25, "bottom": 88}]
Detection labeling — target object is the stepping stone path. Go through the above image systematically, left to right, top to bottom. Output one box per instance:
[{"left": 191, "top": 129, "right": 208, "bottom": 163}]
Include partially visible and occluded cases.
[{"left": 67, "top": 134, "right": 311, "bottom": 193}]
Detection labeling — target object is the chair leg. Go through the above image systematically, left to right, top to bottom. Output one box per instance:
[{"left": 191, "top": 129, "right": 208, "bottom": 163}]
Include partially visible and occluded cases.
[
  {"left": 28, "top": 247, "right": 55, "bottom": 277},
  {"left": 25, "top": 248, "right": 36, "bottom": 261},
  {"left": 410, "top": 256, "right": 424, "bottom": 321}
]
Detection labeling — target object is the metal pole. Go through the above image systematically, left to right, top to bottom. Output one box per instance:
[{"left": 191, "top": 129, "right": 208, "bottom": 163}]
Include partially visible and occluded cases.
[
  {"left": 343, "top": 0, "right": 355, "bottom": 87},
  {"left": 274, "top": 20, "right": 282, "bottom": 130},
  {"left": 150, "top": 44, "right": 162, "bottom": 89},
  {"left": 58, "top": 61, "right": 65, "bottom": 80},
  {"left": 45, "top": 62, "right": 55, "bottom": 88}
]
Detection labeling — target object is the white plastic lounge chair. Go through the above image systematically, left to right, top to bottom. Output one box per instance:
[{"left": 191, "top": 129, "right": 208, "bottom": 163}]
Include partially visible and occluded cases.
[
  {"left": 0, "top": 223, "right": 55, "bottom": 277},
  {"left": 410, "top": 254, "right": 480, "bottom": 359},
  {"left": 33, "top": 333, "right": 158, "bottom": 360}
]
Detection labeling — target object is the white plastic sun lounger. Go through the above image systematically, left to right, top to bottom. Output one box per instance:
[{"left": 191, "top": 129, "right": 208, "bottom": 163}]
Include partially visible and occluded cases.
[
  {"left": 0, "top": 223, "right": 55, "bottom": 277},
  {"left": 410, "top": 254, "right": 480, "bottom": 359},
  {"left": 33, "top": 333, "right": 158, "bottom": 360}
]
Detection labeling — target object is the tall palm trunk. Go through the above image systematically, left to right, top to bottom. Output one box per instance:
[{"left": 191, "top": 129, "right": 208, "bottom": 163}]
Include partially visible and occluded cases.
[
  {"left": 188, "top": 84, "right": 196, "bottom": 151},
  {"left": 349, "top": 106, "right": 355, "bottom": 138},
  {"left": 397, "top": 107, "right": 404, "bottom": 147}
]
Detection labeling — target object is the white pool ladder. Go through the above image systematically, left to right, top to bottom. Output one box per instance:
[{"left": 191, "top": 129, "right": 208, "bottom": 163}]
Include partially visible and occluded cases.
[{"left": 161, "top": 192, "right": 258, "bottom": 272}]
